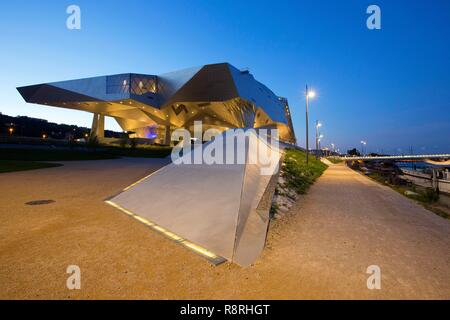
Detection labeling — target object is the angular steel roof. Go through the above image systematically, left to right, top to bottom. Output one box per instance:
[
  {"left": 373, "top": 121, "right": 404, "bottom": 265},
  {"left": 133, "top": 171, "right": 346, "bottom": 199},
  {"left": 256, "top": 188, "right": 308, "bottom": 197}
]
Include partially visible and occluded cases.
[{"left": 17, "top": 63, "right": 296, "bottom": 142}]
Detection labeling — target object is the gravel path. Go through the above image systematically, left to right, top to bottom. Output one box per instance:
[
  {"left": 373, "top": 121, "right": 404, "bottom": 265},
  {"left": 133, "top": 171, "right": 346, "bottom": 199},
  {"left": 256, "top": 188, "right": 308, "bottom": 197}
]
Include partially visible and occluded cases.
[{"left": 1, "top": 160, "right": 449, "bottom": 299}]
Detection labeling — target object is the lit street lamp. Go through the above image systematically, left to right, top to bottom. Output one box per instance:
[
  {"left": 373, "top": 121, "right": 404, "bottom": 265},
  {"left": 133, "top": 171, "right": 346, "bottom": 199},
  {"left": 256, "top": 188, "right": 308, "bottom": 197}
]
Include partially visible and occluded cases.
[
  {"left": 305, "top": 85, "right": 316, "bottom": 165},
  {"left": 318, "top": 134, "right": 324, "bottom": 155},
  {"left": 360, "top": 140, "right": 367, "bottom": 156}
]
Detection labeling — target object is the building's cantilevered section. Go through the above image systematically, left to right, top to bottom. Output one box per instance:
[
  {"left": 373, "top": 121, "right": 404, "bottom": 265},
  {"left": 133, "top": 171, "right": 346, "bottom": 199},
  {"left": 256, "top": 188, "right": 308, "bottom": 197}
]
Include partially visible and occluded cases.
[{"left": 17, "top": 63, "right": 296, "bottom": 144}]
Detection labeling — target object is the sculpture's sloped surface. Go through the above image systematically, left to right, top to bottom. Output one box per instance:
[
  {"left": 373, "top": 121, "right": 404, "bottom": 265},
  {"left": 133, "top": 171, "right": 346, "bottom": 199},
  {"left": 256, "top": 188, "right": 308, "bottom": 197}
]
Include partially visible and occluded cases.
[{"left": 107, "top": 130, "right": 281, "bottom": 266}]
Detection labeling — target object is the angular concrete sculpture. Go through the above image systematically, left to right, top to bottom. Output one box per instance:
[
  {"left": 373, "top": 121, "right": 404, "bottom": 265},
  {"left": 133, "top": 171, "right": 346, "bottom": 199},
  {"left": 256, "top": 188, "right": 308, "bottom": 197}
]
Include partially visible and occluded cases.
[{"left": 106, "top": 130, "right": 281, "bottom": 266}]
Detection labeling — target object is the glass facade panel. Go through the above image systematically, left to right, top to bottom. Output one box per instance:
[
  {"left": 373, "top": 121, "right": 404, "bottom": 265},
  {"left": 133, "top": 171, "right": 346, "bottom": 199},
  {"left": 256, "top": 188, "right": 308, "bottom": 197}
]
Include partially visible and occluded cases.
[
  {"left": 106, "top": 74, "right": 130, "bottom": 94},
  {"left": 130, "top": 75, "right": 157, "bottom": 95}
]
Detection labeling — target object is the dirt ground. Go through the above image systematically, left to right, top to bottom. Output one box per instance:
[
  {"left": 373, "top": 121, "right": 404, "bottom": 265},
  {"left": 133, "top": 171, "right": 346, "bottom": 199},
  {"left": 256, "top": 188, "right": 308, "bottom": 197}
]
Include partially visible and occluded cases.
[{"left": 0, "top": 159, "right": 449, "bottom": 299}]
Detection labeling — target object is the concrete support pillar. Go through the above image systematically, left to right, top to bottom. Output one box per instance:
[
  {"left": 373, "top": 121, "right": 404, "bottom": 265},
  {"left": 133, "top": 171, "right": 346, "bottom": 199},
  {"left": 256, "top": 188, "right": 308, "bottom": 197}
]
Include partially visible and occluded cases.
[
  {"left": 90, "top": 113, "right": 105, "bottom": 140},
  {"left": 90, "top": 114, "right": 98, "bottom": 138},
  {"left": 97, "top": 114, "right": 105, "bottom": 139},
  {"left": 163, "top": 125, "right": 171, "bottom": 146}
]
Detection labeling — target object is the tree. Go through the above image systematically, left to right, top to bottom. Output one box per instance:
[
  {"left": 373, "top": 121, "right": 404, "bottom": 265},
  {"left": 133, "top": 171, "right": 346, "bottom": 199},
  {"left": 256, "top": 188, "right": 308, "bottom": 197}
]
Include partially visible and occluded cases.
[{"left": 347, "top": 148, "right": 361, "bottom": 156}]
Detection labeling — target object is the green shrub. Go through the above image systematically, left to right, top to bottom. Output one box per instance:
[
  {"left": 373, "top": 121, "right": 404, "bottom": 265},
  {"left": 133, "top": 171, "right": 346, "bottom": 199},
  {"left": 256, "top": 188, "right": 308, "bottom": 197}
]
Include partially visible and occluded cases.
[
  {"left": 87, "top": 136, "right": 99, "bottom": 150},
  {"left": 119, "top": 138, "right": 128, "bottom": 148},
  {"left": 129, "top": 138, "right": 137, "bottom": 149},
  {"left": 282, "top": 148, "right": 328, "bottom": 194},
  {"left": 424, "top": 188, "right": 439, "bottom": 203},
  {"left": 270, "top": 203, "right": 280, "bottom": 217}
]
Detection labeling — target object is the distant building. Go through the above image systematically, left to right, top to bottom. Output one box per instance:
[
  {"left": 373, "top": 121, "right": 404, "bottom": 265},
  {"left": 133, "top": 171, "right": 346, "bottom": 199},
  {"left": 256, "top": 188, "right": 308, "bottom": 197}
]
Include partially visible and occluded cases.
[
  {"left": 17, "top": 63, "right": 296, "bottom": 145},
  {"left": 0, "top": 113, "right": 122, "bottom": 140}
]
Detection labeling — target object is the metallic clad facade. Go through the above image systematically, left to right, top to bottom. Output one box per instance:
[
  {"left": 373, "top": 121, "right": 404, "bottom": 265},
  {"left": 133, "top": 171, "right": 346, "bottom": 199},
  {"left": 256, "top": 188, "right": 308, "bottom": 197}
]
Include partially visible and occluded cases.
[{"left": 17, "top": 63, "right": 296, "bottom": 143}]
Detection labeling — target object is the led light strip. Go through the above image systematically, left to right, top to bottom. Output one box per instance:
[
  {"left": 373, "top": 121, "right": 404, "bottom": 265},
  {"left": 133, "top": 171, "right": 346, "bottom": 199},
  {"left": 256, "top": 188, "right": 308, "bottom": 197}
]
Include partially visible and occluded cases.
[
  {"left": 122, "top": 168, "right": 164, "bottom": 191},
  {"left": 105, "top": 200, "right": 226, "bottom": 264}
]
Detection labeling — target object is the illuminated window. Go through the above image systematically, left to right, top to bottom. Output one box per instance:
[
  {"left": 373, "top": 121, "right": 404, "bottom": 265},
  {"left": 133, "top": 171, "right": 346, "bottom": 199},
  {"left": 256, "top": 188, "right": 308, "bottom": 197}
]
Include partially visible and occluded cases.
[
  {"left": 106, "top": 74, "right": 157, "bottom": 96},
  {"left": 130, "top": 75, "right": 157, "bottom": 95}
]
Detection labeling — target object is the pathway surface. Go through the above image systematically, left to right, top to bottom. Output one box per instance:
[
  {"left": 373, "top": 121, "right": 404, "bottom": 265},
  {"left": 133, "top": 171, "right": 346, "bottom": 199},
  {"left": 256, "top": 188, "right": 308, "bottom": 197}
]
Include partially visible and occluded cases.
[{"left": 0, "top": 160, "right": 449, "bottom": 299}]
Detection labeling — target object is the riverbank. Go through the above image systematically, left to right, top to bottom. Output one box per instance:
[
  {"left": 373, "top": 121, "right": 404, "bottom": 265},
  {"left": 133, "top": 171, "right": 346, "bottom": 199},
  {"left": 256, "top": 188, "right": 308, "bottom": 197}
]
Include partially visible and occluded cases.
[{"left": 364, "top": 171, "right": 450, "bottom": 219}]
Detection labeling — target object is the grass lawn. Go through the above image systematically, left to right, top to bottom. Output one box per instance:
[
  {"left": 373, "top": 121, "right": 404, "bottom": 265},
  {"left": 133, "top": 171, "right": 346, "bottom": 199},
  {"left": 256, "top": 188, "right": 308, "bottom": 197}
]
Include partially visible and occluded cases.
[
  {"left": 0, "top": 145, "right": 173, "bottom": 162},
  {"left": 0, "top": 146, "right": 172, "bottom": 173},
  {"left": 0, "top": 148, "right": 118, "bottom": 161},
  {"left": 282, "top": 148, "right": 328, "bottom": 194},
  {"left": 0, "top": 160, "right": 62, "bottom": 173}
]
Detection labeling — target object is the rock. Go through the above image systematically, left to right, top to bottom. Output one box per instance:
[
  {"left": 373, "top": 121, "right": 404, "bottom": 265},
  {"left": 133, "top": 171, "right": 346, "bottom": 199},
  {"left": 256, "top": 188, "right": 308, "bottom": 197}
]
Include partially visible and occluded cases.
[
  {"left": 404, "top": 190, "right": 420, "bottom": 197},
  {"left": 279, "top": 207, "right": 289, "bottom": 214}
]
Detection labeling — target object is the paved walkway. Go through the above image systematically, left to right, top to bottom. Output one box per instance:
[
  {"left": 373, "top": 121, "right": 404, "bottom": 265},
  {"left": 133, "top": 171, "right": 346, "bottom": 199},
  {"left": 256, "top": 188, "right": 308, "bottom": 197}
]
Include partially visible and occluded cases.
[
  {"left": 0, "top": 160, "right": 449, "bottom": 299},
  {"left": 266, "top": 163, "right": 450, "bottom": 299}
]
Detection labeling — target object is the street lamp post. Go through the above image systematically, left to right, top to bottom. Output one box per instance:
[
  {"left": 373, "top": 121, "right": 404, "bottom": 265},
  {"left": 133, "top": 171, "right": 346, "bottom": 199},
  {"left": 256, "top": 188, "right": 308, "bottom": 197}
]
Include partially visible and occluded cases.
[
  {"left": 305, "top": 85, "right": 315, "bottom": 165},
  {"left": 315, "top": 121, "right": 322, "bottom": 159},
  {"left": 318, "top": 134, "right": 324, "bottom": 157},
  {"left": 360, "top": 140, "right": 367, "bottom": 156}
]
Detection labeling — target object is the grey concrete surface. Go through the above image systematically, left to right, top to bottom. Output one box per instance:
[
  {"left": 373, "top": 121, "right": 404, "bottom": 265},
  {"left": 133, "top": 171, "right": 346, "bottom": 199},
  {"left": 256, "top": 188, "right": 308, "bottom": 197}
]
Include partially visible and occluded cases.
[{"left": 108, "top": 131, "right": 281, "bottom": 266}]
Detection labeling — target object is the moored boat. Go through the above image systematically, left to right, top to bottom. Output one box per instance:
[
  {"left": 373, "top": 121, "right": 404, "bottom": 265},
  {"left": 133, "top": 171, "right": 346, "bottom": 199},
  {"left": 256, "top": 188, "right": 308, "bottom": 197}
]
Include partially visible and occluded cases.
[{"left": 400, "top": 167, "right": 450, "bottom": 194}]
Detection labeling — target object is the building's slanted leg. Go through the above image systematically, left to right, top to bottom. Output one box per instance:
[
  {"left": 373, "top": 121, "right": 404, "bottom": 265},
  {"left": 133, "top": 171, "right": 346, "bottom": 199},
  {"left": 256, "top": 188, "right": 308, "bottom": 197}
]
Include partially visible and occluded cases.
[
  {"left": 90, "top": 113, "right": 105, "bottom": 140},
  {"left": 90, "top": 114, "right": 99, "bottom": 140},
  {"left": 97, "top": 114, "right": 105, "bottom": 139}
]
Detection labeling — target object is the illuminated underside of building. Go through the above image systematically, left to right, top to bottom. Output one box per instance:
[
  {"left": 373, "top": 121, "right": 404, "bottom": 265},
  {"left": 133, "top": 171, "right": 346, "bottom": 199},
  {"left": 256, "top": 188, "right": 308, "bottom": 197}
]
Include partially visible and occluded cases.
[{"left": 17, "top": 63, "right": 296, "bottom": 144}]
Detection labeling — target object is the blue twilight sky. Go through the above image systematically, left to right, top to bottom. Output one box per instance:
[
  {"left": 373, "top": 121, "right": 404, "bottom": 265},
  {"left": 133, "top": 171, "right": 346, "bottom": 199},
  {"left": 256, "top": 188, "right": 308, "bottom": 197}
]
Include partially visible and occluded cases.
[{"left": 0, "top": 0, "right": 449, "bottom": 154}]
